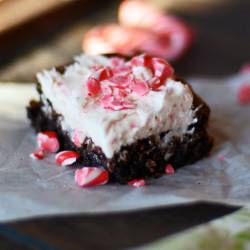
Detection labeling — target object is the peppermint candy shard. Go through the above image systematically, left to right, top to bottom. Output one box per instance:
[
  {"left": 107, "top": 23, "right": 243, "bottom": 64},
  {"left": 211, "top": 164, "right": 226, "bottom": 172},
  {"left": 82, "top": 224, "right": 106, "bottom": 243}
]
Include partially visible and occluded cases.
[
  {"left": 118, "top": 0, "right": 194, "bottom": 61},
  {"left": 84, "top": 54, "right": 175, "bottom": 111},
  {"left": 130, "top": 54, "right": 174, "bottom": 88},
  {"left": 151, "top": 57, "right": 174, "bottom": 82},
  {"left": 98, "top": 67, "right": 113, "bottom": 81},
  {"left": 87, "top": 77, "right": 101, "bottom": 97},
  {"left": 130, "top": 79, "right": 149, "bottom": 96},
  {"left": 238, "top": 83, "right": 250, "bottom": 105},
  {"left": 37, "top": 131, "right": 60, "bottom": 153},
  {"left": 30, "top": 149, "right": 45, "bottom": 160},
  {"left": 55, "top": 151, "right": 80, "bottom": 166},
  {"left": 218, "top": 154, "right": 225, "bottom": 162},
  {"left": 165, "top": 164, "right": 175, "bottom": 175},
  {"left": 75, "top": 167, "right": 109, "bottom": 187},
  {"left": 128, "top": 179, "right": 146, "bottom": 188}
]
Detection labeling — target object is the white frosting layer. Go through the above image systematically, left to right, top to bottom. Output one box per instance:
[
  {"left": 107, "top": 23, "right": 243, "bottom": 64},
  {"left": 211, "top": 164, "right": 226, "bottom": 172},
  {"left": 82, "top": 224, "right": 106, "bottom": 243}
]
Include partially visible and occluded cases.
[{"left": 37, "top": 54, "right": 196, "bottom": 158}]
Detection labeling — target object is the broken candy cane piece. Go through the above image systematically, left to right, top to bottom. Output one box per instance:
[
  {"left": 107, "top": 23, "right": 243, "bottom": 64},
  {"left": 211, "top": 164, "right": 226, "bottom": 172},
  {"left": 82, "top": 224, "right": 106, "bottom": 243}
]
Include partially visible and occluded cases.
[
  {"left": 118, "top": 0, "right": 194, "bottom": 61},
  {"left": 130, "top": 54, "right": 174, "bottom": 86},
  {"left": 151, "top": 57, "right": 174, "bottom": 82},
  {"left": 86, "top": 77, "right": 101, "bottom": 97},
  {"left": 130, "top": 79, "right": 149, "bottom": 96},
  {"left": 238, "top": 83, "right": 250, "bottom": 105},
  {"left": 37, "top": 131, "right": 60, "bottom": 153},
  {"left": 30, "top": 149, "right": 45, "bottom": 160},
  {"left": 55, "top": 151, "right": 80, "bottom": 166},
  {"left": 218, "top": 154, "right": 225, "bottom": 161},
  {"left": 165, "top": 164, "right": 175, "bottom": 175},
  {"left": 75, "top": 167, "right": 109, "bottom": 187},
  {"left": 128, "top": 179, "right": 146, "bottom": 188}
]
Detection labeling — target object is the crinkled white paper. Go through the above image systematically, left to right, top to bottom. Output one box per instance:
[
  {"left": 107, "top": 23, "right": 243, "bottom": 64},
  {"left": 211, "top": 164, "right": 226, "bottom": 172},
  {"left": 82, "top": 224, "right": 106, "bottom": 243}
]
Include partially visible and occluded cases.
[{"left": 0, "top": 75, "right": 249, "bottom": 222}]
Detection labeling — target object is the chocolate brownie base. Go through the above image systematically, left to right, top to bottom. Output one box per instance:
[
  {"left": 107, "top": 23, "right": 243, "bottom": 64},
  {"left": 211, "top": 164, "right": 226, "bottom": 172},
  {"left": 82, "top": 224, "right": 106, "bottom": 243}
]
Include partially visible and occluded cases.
[{"left": 27, "top": 82, "right": 213, "bottom": 183}]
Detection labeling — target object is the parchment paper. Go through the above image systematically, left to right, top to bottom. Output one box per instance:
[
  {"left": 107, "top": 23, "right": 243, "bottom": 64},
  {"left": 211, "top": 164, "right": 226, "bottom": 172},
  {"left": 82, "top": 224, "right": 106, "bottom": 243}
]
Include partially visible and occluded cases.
[{"left": 0, "top": 74, "right": 249, "bottom": 222}]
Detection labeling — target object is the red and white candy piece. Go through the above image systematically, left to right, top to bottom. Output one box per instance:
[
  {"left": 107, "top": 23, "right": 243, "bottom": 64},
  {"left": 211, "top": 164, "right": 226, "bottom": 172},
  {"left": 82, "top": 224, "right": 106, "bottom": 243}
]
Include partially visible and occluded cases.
[
  {"left": 118, "top": 0, "right": 194, "bottom": 61},
  {"left": 140, "top": 16, "right": 194, "bottom": 62},
  {"left": 83, "top": 24, "right": 150, "bottom": 56},
  {"left": 130, "top": 54, "right": 174, "bottom": 90},
  {"left": 87, "top": 77, "right": 101, "bottom": 97},
  {"left": 130, "top": 79, "right": 149, "bottom": 96},
  {"left": 238, "top": 83, "right": 250, "bottom": 105},
  {"left": 37, "top": 131, "right": 60, "bottom": 153},
  {"left": 30, "top": 149, "right": 45, "bottom": 160},
  {"left": 55, "top": 151, "right": 80, "bottom": 166},
  {"left": 165, "top": 164, "right": 175, "bottom": 175},
  {"left": 75, "top": 167, "right": 109, "bottom": 187},
  {"left": 128, "top": 178, "right": 146, "bottom": 188}
]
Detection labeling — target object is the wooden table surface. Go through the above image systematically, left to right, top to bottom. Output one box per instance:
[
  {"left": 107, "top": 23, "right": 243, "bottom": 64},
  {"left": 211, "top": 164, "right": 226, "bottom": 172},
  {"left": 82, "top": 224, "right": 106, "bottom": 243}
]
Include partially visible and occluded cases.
[{"left": 0, "top": 0, "right": 249, "bottom": 249}]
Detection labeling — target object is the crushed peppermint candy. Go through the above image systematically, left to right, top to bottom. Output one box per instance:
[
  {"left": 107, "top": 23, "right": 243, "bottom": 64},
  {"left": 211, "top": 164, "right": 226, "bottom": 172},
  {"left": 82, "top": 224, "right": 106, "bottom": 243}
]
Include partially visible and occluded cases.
[
  {"left": 85, "top": 54, "right": 174, "bottom": 111},
  {"left": 238, "top": 83, "right": 250, "bottom": 105},
  {"left": 30, "top": 131, "right": 60, "bottom": 161},
  {"left": 37, "top": 131, "right": 60, "bottom": 153},
  {"left": 30, "top": 149, "right": 45, "bottom": 160},
  {"left": 55, "top": 151, "right": 80, "bottom": 166},
  {"left": 218, "top": 154, "right": 225, "bottom": 162},
  {"left": 165, "top": 164, "right": 175, "bottom": 175},
  {"left": 75, "top": 167, "right": 109, "bottom": 187},
  {"left": 128, "top": 179, "right": 146, "bottom": 188}
]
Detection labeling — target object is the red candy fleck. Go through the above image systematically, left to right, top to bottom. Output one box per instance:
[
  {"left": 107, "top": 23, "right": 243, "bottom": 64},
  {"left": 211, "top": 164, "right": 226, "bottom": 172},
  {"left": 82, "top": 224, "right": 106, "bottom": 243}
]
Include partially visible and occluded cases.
[
  {"left": 130, "top": 54, "right": 153, "bottom": 68},
  {"left": 130, "top": 54, "right": 174, "bottom": 90},
  {"left": 151, "top": 57, "right": 174, "bottom": 82},
  {"left": 98, "top": 67, "right": 113, "bottom": 81},
  {"left": 109, "top": 75, "right": 131, "bottom": 87},
  {"left": 87, "top": 77, "right": 101, "bottom": 97},
  {"left": 148, "top": 77, "right": 162, "bottom": 90},
  {"left": 238, "top": 83, "right": 250, "bottom": 105},
  {"left": 130, "top": 122, "right": 137, "bottom": 128},
  {"left": 37, "top": 131, "right": 60, "bottom": 153},
  {"left": 30, "top": 149, "right": 45, "bottom": 160},
  {"left": 55, "top": 151, "right": 80, "bottom": 166},
  {"left": 218, "top": 154, "right": 225, "bottom": 162},
  {"left": 165, "top": 164, "right": 175, "bottom": 175},
  {"left": 75, "top": 167, "right": 109, "bottom": 187},
  {"left": 128, "top": 179, "right": 146, "bottom": 188}
]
